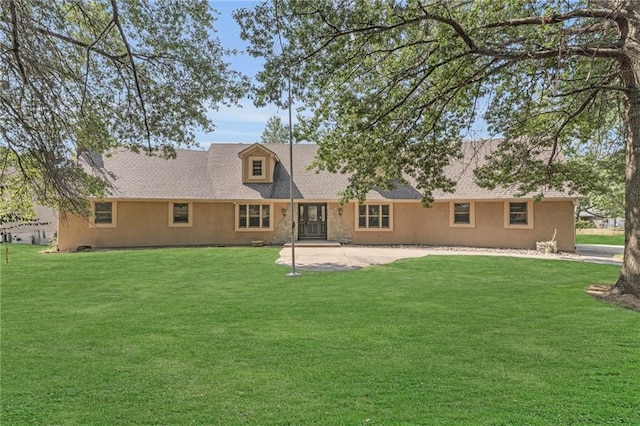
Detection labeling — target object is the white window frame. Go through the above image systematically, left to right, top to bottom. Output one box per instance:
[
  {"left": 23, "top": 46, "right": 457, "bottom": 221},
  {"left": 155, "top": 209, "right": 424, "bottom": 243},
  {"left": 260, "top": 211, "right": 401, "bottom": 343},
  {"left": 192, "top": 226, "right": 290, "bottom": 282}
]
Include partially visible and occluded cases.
[
  {"left": 248, "top": 156, "right": 266, "bottom": 180},
  {"left": 90, "top": 200, "right": 117, "bottom": 228},
  {"left": 504, "top": 201, "right": 534, "bottom": 229},
  {"left": 168, "top": 202, "right": 193, "bottom": 227},
  {"left": 449, "top": 202, "right": 475, "bottom": 228},
  {"left": 235, "top": 203, "right": 273, "bottom": 231},
  {"left": 355, "top": 203, "right": 393, "bottom": 231}
]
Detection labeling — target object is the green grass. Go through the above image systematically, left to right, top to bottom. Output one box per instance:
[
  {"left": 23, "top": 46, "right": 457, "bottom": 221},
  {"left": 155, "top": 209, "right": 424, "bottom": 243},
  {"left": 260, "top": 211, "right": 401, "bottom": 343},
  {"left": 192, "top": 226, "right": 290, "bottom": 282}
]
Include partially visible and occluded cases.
[
  {"left": 576, "top": 234, "right": 625, "bottom": 245},
  {"left": 1, "top": 245, "right": 639, "bottom": 425}
]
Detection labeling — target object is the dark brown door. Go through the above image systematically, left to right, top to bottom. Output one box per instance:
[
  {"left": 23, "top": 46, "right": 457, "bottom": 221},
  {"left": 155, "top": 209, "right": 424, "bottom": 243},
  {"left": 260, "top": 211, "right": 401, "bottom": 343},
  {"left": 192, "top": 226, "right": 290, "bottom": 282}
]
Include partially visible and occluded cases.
[{"left": 299, "top": 203, "right": 327, "bottom": 239}]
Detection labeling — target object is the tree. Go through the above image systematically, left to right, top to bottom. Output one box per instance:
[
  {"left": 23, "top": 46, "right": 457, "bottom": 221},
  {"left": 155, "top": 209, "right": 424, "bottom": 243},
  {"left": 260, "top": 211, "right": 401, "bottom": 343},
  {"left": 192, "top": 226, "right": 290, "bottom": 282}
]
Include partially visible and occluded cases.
[
  {"left": 1, "top": 0, "right": 247, "bottom": 216},
  {"left": 235, "top": 0, "right": 640, "bottom": 297},
  {"left": 260, "top": 115, "right": 290, "bottom": 144},
  {"left": 576, "top": 150, "right": 625, "bottom": 226}
]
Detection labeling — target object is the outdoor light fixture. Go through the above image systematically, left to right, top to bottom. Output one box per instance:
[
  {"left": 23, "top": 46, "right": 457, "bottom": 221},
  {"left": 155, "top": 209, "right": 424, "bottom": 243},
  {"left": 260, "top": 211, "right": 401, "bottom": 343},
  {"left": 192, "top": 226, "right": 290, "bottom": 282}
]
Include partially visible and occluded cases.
[
  {"left": 338, "top": 207, "right": 343, "bottom": 216},
  {"left": 282, "top": 208, "right": 287, "bottom": 217}
]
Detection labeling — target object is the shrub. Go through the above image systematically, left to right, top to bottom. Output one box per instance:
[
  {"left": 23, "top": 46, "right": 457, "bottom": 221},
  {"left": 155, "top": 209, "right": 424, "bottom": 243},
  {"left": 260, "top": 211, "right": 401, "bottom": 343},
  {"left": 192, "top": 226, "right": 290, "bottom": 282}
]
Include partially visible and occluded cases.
[{"left": 576, "top": 220, "right": 596, "bottom": 229}]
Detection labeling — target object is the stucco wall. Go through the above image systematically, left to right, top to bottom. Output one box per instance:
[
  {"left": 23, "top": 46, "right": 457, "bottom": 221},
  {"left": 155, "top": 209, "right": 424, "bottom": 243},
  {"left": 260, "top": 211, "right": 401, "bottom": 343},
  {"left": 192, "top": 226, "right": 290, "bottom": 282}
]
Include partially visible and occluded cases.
[
  {"left": 58, "top": 199, "right": 576, "bottom": 252},
  {"left": 344, "top": 200, "right": 575, "bottom": 251},
  {"left": 58, "top": 201, "right": 286, "bottom": 251}
]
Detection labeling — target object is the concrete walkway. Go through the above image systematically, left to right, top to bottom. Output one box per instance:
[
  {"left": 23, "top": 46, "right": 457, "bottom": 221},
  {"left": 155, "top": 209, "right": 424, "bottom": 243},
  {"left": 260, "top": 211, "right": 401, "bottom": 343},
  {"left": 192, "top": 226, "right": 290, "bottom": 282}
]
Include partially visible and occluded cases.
[{"left": 277, "top": 243, "right": 623, "bottom": 272}]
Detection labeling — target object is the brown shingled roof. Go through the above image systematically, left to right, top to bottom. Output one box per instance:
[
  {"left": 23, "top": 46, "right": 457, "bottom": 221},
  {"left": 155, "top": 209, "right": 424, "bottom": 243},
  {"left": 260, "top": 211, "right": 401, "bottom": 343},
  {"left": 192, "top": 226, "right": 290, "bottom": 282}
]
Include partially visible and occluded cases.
[{"left": 86, "top": 141, "right": 574, "bottom": 201}]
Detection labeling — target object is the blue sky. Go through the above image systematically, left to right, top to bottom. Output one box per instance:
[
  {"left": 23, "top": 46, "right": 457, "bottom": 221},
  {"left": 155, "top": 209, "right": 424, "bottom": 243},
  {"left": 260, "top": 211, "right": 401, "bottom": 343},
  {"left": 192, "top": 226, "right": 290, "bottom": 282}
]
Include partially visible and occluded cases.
[{"left": 195, "top": 1, "right": 284, "bottom": 147}]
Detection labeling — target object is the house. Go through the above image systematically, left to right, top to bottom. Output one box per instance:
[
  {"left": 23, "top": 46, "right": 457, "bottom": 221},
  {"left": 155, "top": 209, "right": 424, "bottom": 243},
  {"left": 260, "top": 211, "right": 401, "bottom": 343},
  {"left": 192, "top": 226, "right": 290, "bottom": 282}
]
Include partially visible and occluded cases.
[
  {"left": 57, "top": 141, "right": 578, "bottom": 252},
  {"left": 2, "top": 205, "right": 57, "bottom": 245}
]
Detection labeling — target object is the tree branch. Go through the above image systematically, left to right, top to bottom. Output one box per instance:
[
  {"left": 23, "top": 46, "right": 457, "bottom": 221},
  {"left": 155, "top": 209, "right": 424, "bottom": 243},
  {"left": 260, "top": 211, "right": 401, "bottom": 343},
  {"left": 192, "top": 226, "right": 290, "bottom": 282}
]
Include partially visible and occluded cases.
[
  {"left": 8, "top": 0, "right": 28, "bottom": 83},
  {"left": 109, "top": 0, "right": 151, "bottom": 148},
  {"left": 417, "top": 0, "right": 477, "bottom": 51},
  {"left": 484, "top": 8, "right": 625, "bottom": 28},
  {"left": 0, "top": 14, "right": 129, "bottom": 62}
]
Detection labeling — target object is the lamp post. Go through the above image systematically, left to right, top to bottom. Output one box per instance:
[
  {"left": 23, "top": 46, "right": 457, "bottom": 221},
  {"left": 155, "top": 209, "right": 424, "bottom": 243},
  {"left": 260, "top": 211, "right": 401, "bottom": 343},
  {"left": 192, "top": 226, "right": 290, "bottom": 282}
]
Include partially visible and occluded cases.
[
  {"left": 274, "top": 0, "right": 299, "bottom": 277},
  {"left": 286, "top": 76, "right": 299, "bottom": 277}
]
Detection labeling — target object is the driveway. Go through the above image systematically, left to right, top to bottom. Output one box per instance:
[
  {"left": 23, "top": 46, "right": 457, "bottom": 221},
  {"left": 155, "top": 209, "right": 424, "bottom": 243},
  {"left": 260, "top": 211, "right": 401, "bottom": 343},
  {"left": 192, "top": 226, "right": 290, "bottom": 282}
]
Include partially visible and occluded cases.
[
  {"left": 277, "top": 244, "right": 623, "bottom": 272},
  {"left": 575, "top": 244, "right": 624, "bottom": 264}
]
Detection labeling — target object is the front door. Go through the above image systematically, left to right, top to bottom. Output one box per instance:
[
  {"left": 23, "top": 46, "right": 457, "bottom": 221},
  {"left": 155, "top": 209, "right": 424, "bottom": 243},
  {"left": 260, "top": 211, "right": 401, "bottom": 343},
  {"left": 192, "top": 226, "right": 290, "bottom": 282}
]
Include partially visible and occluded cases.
[{"left": 299, "top": 203, "right": 327, "bottom": 240}]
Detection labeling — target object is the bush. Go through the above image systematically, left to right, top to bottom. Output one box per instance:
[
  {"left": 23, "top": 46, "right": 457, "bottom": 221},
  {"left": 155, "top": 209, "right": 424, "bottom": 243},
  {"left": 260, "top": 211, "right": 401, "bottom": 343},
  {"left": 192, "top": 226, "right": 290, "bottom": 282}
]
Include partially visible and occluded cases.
[{"left": 576, "top": 220, "right": 596, "bottom": 229}]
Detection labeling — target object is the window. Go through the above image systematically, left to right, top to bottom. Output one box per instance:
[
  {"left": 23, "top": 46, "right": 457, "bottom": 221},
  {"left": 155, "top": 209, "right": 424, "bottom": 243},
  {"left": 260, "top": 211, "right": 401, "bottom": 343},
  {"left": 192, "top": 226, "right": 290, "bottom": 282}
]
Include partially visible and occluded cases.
[
  {"left": 247, "top": 156, "right": 266, "bottom": 180},
  {"left": 252, "top": 160, "right": 263, "bottom": 177},
  {"left": 91, "top": 201, "right": 117, "bottom": 227},
  {"left": 504, "top": 201, "right": 534, "bottom": 229},
  {"left": 95, "top": 202, "right": 113, "bottom": 224},
  {"left": 169, "top": 202, "right": 193, "bottom": 227},
  {"left": 450, "top": 202, "right": 475, "bottom": 227},
  {"left": 509, "top": 202, "right": 528, "bottom": 224},
  {"left": 173, "top": 203, "right": 189, "bottom": 223},
  {"left": 236, "top": 203, "right": 271, "bottom": 230},
  {"left": 454, "top": 203, "right": 470, "bottom": 224},
  {"left": 357, "top": 204, "right": 392, "bottom": 230}
]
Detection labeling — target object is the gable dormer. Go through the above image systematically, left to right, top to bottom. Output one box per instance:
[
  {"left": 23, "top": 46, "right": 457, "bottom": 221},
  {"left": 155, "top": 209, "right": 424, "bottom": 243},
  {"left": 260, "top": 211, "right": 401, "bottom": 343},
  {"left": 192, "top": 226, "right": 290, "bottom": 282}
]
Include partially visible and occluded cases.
[{"left": 238, "top": 143, "right": 280, "bottom": 184}]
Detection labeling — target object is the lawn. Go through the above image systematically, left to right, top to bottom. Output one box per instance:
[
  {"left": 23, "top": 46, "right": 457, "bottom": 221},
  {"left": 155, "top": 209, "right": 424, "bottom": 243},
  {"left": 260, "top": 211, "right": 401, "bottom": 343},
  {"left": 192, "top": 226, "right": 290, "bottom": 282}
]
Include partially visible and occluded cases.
[
  {"left": 576, "top": 234, "right": 625, "bottom": 245},
  {"left": 1, "top": 245, "right": 639, "bottom": 425}
]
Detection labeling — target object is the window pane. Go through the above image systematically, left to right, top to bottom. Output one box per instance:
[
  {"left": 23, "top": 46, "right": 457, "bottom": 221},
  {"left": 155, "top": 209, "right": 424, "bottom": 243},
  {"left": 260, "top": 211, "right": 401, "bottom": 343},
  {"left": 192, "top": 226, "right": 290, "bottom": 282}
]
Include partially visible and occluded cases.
[
  {"left": 252, "top": 160, "right": 263, "bottom": 176},
  {"left": 95, "top": 202, "right": 112, "bottom": 224},
  {"left": 173, "top": 203, "right": 189, "bottom": 223},
  {"left": 454, "top": 203, "right": 470, "bottom": 213},
  {"left": 509, "top": 203, "right": 528, "bottom": 224},
  {"left": 510, "top": 203, "right": 527, "bottom": 213},
  {"left": 249, "top": 204, "right": 260, "bottom": 227},
  {"left": 454, "top": 204, "right": 470, "bottom": 224},
  {"left": 239, "top": 205, "right": 247, "bottom": 227},
  {"left": 262, "top": 205, "right": 270, "bottom": 227},
  {"left": 358, "top": 205, "right": 366, "bottom": 227},
  {"left": 368, "top": 205, "right": 379, "bottom": 227},
  {"left": 381, "top": 205, "right": 390, "bottom": 228},
  {"left": 307, "top": 206, "right": 317, "bottom": 222},
  {"left": 454, "top": 213, "right": 470, "bottom": 224},
  {"left": 510, "top": 214, "right": 528, "bottom": 224}
]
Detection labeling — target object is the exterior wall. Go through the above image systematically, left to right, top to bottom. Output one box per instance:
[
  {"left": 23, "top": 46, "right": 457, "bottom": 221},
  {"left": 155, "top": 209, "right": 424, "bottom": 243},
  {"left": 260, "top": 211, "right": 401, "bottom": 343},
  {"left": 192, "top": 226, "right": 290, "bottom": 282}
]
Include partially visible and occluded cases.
[
  {"left": 58, "top": 199, "right": 576, "bottom": 252},
  {"left": 345, "top": 200, "right": 576, "bottom": 252},
  {"left": 57, "top": 201, "right": 287, "bottom": 251},
  {"left": 273, "top": 202, "right": 297, "bottom": 244},
  {"left": 326, "top": 203, "right": 353, "bottom": 243}
]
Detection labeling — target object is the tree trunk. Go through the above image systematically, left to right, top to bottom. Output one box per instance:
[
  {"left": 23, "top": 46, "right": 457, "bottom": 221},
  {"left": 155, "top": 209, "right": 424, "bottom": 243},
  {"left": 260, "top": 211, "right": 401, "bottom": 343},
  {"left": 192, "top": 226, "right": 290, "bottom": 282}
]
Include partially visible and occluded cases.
[
  {"left": 616, "top": 11, "right": 640, "bottom": 297},
  {"left": 616, "top": 96, "right": 640, "bottom": 297}
]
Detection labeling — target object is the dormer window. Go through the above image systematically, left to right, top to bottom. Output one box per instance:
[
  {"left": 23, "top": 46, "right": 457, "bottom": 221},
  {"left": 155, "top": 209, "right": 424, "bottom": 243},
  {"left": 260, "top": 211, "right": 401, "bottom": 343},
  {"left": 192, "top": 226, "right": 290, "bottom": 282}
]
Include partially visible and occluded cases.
[
  {"left": 239, "top": 144, "right": 279, "bottom": 183},
  {"left": 252, "top": 159, "right": 264, "bottom": 177}
]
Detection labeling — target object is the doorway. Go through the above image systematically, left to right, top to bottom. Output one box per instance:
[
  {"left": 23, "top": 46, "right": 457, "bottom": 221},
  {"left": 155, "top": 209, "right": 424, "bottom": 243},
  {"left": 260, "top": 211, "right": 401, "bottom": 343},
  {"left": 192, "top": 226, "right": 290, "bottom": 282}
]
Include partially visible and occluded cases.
[{"left": 298, "top": 203, "right": 327, "bottom": 239}]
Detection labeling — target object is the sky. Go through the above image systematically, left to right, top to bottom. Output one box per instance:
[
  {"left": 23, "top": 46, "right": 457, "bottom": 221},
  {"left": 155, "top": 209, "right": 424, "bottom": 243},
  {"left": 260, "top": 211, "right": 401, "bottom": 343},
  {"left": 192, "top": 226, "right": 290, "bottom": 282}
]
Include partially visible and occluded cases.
[{"left": 194, "top": 1, "right": 283, "bottom": 148}]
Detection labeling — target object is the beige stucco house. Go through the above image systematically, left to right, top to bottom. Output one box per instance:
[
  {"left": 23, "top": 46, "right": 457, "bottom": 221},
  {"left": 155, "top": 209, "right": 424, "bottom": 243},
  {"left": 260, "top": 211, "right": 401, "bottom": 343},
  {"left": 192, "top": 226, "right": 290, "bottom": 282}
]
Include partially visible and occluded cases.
[
  {"left": 57, "top": 141, "right": 578, "bottom": 252},
  {"left": 2, "top": 205, "right": 57, "bottom": 245}
]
